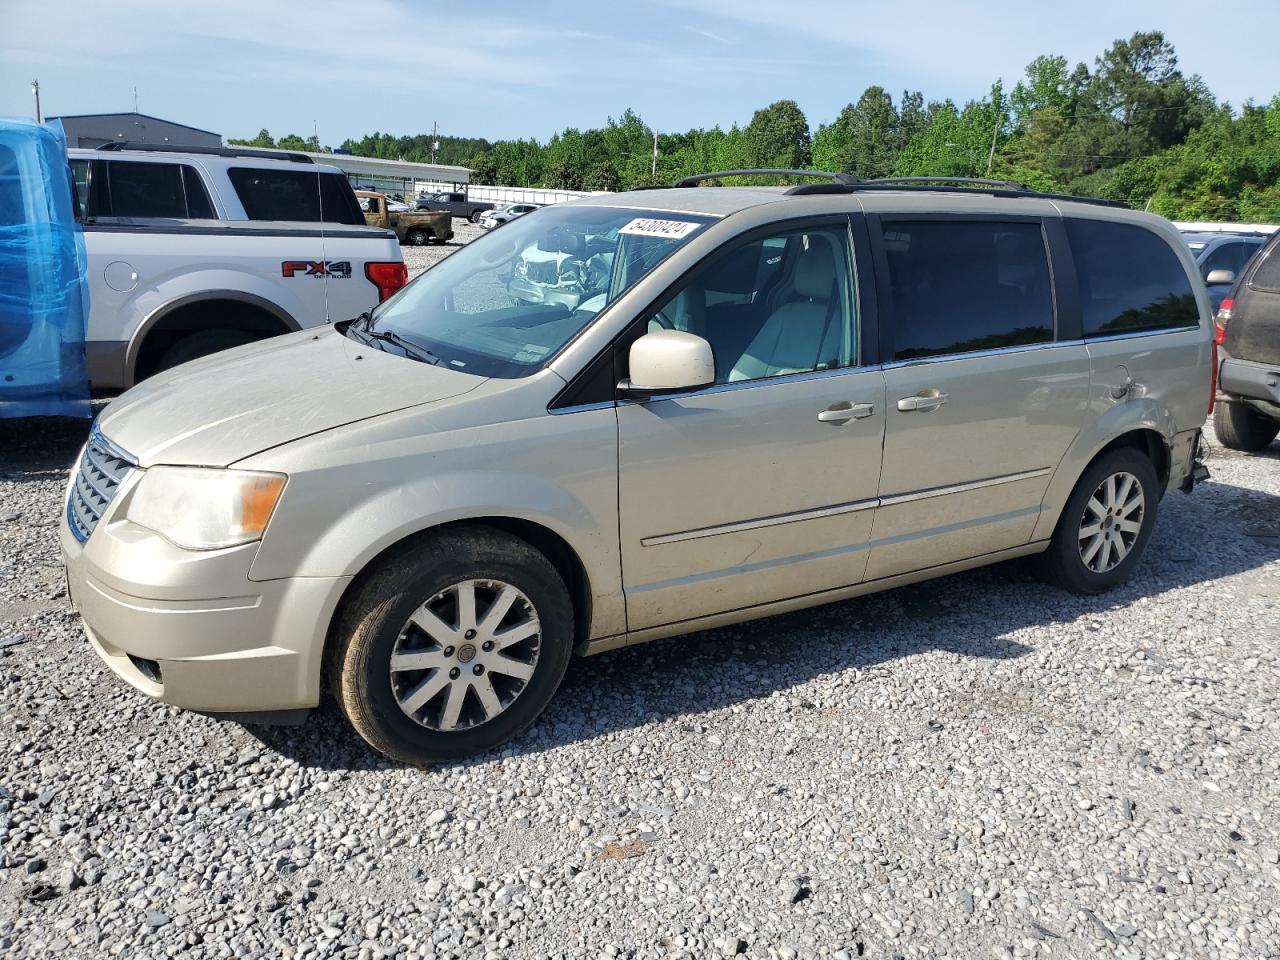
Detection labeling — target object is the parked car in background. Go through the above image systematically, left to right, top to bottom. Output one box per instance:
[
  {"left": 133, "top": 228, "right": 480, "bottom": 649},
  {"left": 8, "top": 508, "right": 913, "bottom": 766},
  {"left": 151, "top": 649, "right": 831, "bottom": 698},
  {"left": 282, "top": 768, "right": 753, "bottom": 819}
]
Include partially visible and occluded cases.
[
  {"left": 69, "top": 144, "right": 405, "bottom": 389},
  {"left": 62, "top": 171, "right": 1211, "bottom": 765},
  {"left": 415, "top": 190, "right": 494, "bottom": 222},
  {"left": 359, "top": 191, "right": 453, "bottom": 246},
  {"left": 480, "top": 202, "right": 541, "bottom": 229},
  {"left": 1182, "top": 230, "right": 1271, "bottom": 310},
  {"left": 1214, "top": 230, "right": 1280, "bottom": 451}
]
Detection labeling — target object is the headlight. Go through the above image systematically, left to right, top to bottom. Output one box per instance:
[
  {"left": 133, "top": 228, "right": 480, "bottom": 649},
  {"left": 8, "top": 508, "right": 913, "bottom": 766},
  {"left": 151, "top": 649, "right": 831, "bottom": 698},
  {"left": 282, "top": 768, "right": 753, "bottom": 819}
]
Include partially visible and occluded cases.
[{"left": 126, "top": 467, "right": 286, "bottom": 551}]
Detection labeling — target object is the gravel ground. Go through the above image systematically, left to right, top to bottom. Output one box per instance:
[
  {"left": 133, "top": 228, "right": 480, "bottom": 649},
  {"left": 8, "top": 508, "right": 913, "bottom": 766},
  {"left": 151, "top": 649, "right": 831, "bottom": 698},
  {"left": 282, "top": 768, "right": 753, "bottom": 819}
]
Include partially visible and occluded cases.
[
  {"left": 402, "top": 221, "right": 486, "bottom": 280},
  {"left": 2, "top": 261, "right": 1279, "bottom": 958}
]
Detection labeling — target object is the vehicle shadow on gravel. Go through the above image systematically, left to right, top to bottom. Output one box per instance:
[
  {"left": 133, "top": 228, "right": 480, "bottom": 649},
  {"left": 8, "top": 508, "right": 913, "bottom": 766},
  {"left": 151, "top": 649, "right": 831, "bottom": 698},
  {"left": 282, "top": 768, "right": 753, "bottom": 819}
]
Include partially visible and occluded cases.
[
  {"left": 0, "top": 417, "right": 90, "bottom": 474},
  {"left": 254, "top": 478, "right": 1280, "bottom": 771}
]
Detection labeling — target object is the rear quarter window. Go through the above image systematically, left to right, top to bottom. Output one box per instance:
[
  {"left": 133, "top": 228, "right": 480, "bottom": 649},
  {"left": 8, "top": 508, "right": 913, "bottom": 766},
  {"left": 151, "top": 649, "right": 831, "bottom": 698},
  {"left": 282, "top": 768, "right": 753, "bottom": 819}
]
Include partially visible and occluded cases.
[
  {"left": 228, "top": 168, "right": 364, "bottom": 225},
  {"left": 1066, "top": 220, "right": 1198, "bottom": 337},
  {"left": 1247, "top": 241, "right": 1280, "bottom": 293}
]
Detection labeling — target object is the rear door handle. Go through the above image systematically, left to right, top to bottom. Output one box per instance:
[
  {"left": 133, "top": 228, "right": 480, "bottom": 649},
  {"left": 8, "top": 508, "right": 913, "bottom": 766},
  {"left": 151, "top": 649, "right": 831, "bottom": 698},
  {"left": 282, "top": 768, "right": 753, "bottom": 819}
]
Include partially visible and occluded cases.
[
  {"left": 897, "top": 391, "right": 949, "bottom": 412},
  {"left": 818, "top": 402, "right": 875, "bottom": 423}
]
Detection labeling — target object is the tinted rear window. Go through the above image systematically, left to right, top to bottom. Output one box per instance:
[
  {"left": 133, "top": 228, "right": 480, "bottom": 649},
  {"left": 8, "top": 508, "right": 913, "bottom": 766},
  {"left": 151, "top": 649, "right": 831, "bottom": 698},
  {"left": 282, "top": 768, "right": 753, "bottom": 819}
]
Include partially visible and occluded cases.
[
  {"left": 106, "top": 160, "right": 214, "bottom": 219},
  {"left": 228, "top": 168, "right": 364, "bottom": 225},
  {"left": 879, "top": 219, "right": 1055, "bottom": 361},
  {"left": 1066, "top": 220, "right": 1198, "bottom": 337}
]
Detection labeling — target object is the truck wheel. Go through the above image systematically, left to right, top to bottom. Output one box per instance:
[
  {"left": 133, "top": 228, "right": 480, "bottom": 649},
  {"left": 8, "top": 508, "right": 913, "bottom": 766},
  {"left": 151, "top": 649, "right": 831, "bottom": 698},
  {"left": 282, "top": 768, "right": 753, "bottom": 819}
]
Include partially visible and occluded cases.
[
  {"left": 470, "top": 210, "right": 484, "bottom": 224},
  {"left": 406, "top": 229, "right": 432, "bottom": 246},
  {"left": 154, "top": 328, "right": 258, "bottom": 374},
  {"left": 1213, "top": 400, "right": 1280, "bottom": 451},
  {"left": 1037, "top": 448, "right": 1159, "bottom": 595},
  {"left": 330, "top": 525, "right": 574, "bottom": 766}
]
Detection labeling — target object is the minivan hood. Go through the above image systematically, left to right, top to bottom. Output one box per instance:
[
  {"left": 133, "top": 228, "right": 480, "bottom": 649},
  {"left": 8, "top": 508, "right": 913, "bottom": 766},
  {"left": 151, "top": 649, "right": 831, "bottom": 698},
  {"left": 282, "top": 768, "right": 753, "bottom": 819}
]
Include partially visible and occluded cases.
[{"left": 98, "top": 326, "right": 485, "bottom": 467}]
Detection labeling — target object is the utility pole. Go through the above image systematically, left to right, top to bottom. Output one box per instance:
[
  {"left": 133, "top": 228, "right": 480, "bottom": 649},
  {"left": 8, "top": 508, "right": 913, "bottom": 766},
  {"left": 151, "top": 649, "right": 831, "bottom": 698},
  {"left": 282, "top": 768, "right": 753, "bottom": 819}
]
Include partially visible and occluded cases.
[
  {"left": 30, "top": 79, "right": 41, "bottom": 123},
  {"left": 133, "top": 86, "right": 139, "bottom": 113},
  {"left": 986, "top": 112, "right": 1000, "bottom": 176},
  {"left": 432, "top": 121, "right": 439, "bottom": 165},
  {"left": 651, "top": 130, "right": 658, "bottom": 180}
]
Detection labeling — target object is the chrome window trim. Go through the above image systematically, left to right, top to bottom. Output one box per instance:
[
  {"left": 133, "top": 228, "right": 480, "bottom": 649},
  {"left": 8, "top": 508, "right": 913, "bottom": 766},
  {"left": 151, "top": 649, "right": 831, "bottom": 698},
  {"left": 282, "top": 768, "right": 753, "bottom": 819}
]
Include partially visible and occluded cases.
[
  {"left": 1083, "top": 324, "right": 1202, "bottom": 344},
  {"left": 881, "top": 339, "right": 1084, "bottom": 370},
  {"left": 620, "top": 362, "right": 875, "bottom": 405},
  {"left": 547, "top": 400, "right": 616, "bottom": 416},
  {"left": 642, "top": 497, "right": 878, "bottom": 547}
]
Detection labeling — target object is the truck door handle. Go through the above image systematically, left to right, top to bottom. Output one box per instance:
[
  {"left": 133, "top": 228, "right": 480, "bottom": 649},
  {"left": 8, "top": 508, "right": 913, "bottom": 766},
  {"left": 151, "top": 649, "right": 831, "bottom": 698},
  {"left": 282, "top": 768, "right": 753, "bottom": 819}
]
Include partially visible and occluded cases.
[
  {"left": 897, "top": 391, "right": 949, "bottom": 412},
  {"left": 818, "top": 402, "right": 875, "bottom": 423}
]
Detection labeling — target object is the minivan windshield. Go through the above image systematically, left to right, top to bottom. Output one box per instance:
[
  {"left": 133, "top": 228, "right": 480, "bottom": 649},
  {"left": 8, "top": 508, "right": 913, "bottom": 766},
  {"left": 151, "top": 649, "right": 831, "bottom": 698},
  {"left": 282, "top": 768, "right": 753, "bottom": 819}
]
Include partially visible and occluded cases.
[{"left": 356, "top": 205, "right": 714, "bottom": 377}]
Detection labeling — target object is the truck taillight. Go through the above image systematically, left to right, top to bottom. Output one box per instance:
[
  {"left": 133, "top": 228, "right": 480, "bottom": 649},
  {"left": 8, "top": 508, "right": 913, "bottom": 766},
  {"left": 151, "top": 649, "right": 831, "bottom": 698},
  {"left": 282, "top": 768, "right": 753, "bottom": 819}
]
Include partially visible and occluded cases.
[{"left": 365, "top": 261, "right": 408, "bottom": 301}]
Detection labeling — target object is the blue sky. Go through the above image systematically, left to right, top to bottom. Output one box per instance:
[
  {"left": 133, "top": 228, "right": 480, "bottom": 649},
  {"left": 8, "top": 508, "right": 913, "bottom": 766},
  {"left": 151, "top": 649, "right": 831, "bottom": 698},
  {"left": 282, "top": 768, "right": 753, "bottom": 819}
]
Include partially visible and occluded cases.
[{"left": 3, "top": 0, "right": 1279, "bottom": 146}]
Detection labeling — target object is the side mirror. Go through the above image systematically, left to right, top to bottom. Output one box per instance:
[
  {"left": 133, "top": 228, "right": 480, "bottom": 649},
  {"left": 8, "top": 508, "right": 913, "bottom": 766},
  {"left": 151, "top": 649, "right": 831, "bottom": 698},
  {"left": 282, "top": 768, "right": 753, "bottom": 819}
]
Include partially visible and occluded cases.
[
  {"left": 1206, "top": 269, "right": 1235, "bottom": 286},
  {"left": 619, "top": 330, "right": 715, "bottom": 399}
]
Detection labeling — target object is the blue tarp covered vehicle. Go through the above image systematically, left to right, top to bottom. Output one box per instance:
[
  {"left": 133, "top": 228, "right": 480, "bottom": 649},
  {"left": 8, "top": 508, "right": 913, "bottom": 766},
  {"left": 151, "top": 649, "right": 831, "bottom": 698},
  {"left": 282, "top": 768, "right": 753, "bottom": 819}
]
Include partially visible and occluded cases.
[{"left": 0, "top": 117, "right": 89, "bottom": 419}]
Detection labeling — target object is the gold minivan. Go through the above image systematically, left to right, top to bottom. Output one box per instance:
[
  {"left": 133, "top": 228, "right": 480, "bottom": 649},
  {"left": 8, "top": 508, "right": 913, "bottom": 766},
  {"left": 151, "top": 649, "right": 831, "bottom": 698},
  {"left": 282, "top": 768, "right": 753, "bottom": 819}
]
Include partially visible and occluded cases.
[{"left": 61, "top": 172, "right": 1214, "bottom": 764}]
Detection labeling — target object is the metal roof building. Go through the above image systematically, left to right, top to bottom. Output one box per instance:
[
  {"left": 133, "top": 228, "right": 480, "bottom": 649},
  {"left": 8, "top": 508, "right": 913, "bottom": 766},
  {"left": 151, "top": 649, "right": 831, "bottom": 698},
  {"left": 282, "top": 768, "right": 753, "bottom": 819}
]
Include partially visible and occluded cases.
[
  {"left": 49, "top": 112, "right": 222, "bottom": 149},
  {"left": 253, "top": 148, "right": 471, "bottom": 190}
]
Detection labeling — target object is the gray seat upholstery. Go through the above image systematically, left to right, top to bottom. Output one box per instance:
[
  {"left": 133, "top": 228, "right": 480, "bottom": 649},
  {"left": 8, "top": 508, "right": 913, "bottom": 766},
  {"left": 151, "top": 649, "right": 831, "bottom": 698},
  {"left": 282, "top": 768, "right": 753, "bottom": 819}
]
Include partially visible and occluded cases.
[{"left": 728, "top": 236, "right": 841, "bottom": 382}]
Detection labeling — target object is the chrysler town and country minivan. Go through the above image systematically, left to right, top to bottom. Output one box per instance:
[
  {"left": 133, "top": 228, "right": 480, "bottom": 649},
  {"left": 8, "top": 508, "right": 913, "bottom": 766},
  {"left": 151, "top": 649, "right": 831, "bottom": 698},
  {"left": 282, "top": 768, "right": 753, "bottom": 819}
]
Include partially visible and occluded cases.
[{"left": 61, "top": 172, "right": 1213, "bottom": 764}]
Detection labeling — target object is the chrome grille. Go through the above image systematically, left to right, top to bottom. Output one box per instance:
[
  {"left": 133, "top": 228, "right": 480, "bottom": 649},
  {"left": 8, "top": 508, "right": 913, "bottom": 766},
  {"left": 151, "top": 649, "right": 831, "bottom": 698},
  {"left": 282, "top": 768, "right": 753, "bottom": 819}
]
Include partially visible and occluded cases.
[{"left": 67, "top": 428, "right": 136, "bottom": 543}]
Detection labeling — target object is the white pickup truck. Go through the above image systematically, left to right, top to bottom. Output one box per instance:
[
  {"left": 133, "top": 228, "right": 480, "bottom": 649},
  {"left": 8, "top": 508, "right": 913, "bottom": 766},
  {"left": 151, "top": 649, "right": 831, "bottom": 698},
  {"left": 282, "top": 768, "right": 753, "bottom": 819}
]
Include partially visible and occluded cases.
[{"left": 70, "top": 144, "right": 406, "bottom": 389}]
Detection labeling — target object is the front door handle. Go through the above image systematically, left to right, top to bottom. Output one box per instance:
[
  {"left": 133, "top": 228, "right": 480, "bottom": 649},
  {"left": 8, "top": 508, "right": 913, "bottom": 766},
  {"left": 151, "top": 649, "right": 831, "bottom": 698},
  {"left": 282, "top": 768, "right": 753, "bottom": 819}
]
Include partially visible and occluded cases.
[
  {"left": 897, "top": 391, "right": 949, "bottom": 413},
  {"left": 818, "top": 401, "right": 875, "bottom": 423}
]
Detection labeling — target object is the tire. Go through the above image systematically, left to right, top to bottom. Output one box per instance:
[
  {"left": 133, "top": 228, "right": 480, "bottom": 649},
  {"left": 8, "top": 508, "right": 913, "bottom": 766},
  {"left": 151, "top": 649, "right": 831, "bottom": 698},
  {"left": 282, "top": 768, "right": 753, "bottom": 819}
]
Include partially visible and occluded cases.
[
  {"left": 470, "top": 210, "right": 484, "bottom": 223},
  {"left": 406, "top": 229, "right": 432, "bottom": 246},
  {"left": 153, "top": 328, "right": 258, "bottom": 374},
  {"left": 1213, "top": 400, "right": 1280, "bottom": 452},
  {"left": 1038, "top": 447, "right": 1159, "bottom": 595},
  {"left": 330, "top": 525, "right": 574, "bottom": 766}
]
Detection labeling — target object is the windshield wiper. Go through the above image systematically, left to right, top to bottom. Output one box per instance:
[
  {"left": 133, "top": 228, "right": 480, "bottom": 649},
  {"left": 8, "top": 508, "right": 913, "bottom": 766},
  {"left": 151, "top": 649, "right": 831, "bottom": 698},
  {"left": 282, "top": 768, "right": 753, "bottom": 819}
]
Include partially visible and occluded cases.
[
  {"left": 346, "top": 314, "right": 441, "bottom": 365},
  {"left": 366, "top": 328, "right": 441, "bottom": 365}
]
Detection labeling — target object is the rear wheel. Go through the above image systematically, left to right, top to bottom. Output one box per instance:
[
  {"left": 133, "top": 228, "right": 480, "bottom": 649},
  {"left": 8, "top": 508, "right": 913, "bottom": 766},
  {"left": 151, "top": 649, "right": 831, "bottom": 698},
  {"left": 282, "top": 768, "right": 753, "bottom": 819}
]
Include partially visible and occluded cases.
[
  {"left": 470, "top": 210, "right": 484, "bottom": 223},
  {"left": 406, "top": 229, "right": 433, "bottom": 246},
  {"left": 153, "top": 327, "right": 258, "bottom": 374},
  {"left": 1214, "top": 400, "right": 1280, "bottom": 451},
  {"left": 1038, "top": 448, "right": 1159, "bottom": 594},
  {"left": 331, "top": 526, "right": 573, "bottom": 766}
]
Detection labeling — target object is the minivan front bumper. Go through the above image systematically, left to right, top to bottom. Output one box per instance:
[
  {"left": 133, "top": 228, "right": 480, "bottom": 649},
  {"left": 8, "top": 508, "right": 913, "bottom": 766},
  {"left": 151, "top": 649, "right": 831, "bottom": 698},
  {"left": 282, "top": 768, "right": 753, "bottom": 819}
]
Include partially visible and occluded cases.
[{"left": 61, "top": 518, "right": 349, "bottom": 715}]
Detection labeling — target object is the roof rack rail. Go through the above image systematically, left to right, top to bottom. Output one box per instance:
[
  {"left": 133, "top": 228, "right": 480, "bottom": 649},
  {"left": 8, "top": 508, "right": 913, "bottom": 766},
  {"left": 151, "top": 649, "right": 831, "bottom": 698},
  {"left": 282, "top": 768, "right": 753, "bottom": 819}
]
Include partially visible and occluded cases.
[
  {"left": 95, "top": 142, "right": 315, "bottom": 164},
  {"left": 674, "top": 169, "right": 862, "bottom": 187},
  {"left": 781, "top": 174, "right": 1129, "bottom": 208}
]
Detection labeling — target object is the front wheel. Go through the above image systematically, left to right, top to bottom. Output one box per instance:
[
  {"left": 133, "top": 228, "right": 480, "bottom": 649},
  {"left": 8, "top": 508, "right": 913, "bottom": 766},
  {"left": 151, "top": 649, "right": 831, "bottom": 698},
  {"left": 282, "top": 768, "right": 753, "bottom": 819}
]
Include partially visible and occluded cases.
[
  {"left": 1214, "top": 400, "right": 1280, "bottom": 451},
  {"left": 1038, "top": 448, "right": 1159, "bottom": 595},
  {"left": 330, "top": 526, "right": 573, "bottom": 766}
]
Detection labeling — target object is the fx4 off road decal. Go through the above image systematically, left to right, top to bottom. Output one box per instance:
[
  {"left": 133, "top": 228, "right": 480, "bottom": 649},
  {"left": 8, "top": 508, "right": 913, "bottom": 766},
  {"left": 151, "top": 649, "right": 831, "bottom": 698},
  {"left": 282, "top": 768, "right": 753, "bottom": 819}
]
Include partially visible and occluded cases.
[{"left": 281, "top": 260, "right": 352, "bottom": 278}]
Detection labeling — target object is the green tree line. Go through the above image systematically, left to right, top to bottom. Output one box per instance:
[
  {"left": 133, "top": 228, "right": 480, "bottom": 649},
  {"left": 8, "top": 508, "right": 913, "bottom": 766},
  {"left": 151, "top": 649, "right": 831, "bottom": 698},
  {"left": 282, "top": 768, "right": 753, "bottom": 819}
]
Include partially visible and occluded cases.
[{"left": 230, "top": 31, "right": 1280, "bottom": 220}]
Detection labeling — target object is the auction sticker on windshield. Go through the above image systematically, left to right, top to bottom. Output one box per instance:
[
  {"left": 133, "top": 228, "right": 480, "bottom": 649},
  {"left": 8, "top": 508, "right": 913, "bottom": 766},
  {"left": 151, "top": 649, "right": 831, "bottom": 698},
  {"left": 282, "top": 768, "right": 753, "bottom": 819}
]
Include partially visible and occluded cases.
[{"left": 618, "top": 218, "right": 703, "bottom": 240}]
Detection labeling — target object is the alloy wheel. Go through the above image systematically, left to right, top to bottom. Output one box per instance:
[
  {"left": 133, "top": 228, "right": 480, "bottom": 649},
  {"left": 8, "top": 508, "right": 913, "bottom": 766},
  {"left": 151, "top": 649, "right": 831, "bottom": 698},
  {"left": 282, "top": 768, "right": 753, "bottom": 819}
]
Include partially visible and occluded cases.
[
  {"left": 1078, "top": 471, "right": 1145, "bottom": 573},
  {"left": 389, "top": 579, "right": 541, "bottom": 731}
]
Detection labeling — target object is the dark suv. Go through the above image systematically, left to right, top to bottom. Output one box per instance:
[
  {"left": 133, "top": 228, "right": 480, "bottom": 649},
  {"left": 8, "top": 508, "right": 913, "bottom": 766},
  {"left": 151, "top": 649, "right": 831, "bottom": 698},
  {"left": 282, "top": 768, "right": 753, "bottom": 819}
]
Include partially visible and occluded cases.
[{"left": 1215, "top": 230, "right": 1280, "bottom": 450}]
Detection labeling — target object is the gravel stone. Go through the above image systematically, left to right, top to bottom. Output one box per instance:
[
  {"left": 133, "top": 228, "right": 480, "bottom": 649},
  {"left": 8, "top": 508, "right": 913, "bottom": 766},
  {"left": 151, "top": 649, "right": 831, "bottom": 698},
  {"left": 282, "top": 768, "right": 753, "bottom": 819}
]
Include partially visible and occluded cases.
[{"left": 1, "top": 297, "right": 1278, "bottom": 959}]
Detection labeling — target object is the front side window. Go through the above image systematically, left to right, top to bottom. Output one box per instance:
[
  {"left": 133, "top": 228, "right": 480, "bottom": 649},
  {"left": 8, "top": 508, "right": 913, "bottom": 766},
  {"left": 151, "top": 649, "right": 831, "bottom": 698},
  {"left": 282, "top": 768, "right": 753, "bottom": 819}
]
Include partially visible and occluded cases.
[
  {"left": 228, "top": 168, "right": 365, "bottom": 225},
  {"left": 358, "top": 206, "right": 712, "bottom": 377},
  {"left": 1066, "top": 219, "right": 1198, "bottom": 336},
  {"left": 880, "top": 220, "right": 1054, "bottom": 361},
  {"left": 641, "top": 224, "right": 856, "bottom": 383}
]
